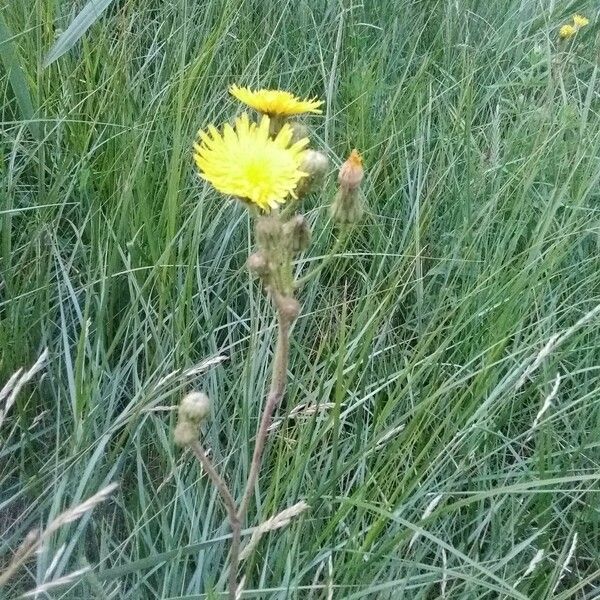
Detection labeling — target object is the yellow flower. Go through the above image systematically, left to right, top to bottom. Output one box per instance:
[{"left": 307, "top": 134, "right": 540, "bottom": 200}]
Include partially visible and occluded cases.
[
  {"left": 573, "top": 14, "right": 589, "bottom": 28},
  {"left": 559, "top": 23, "right": 577, "bottom": 39},
  {"left": 229, "top": 85, "right": 323, "bottom": 117},
  {"left": 193, "top": 114, "right": 309, "bottom": 211}
]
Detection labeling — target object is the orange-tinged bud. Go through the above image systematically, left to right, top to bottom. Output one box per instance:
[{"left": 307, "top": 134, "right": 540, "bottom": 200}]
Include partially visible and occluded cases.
[{"left": 338, "top": 149, "right": 364, "bottom": 192}]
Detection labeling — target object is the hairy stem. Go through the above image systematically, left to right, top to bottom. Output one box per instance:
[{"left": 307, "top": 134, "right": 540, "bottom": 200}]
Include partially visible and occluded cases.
[
  {"left": 239, "top": 300, "right": 291, "bottom": 520},
  {"left": 190, "top": 442, "right": 240, "bottom": 600}
]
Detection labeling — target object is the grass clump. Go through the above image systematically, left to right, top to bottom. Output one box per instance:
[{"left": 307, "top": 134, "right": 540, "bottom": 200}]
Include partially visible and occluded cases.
[{"left": 2, "top": 1, "right": 600, "bottom": 598}]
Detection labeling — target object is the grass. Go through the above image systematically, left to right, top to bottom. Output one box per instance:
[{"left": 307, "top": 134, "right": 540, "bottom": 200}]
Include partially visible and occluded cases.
[{"left": 2, "top": 0, "right": 600, "bottom": 597}]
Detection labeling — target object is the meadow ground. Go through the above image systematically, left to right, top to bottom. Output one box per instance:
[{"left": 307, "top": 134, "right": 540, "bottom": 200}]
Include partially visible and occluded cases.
[{"left": 2, "top": 0, "right": 600, "bottom": 598}]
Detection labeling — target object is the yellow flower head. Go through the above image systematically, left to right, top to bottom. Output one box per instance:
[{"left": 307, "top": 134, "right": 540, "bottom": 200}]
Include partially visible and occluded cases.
[
  {"left": 573, "top": 14, "right": 589, "bottom": 28},
  {"left": 559, "top": 23, "right": 577, "bottom": 39},
  {"left": 229, "top": 85, "right": 323, "bottom": 117},
  {"left": 193, "top": 113, "right": 309, "bottom": 211}
]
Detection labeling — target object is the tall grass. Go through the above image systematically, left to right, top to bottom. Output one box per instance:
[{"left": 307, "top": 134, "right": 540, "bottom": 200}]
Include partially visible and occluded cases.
[{"left": 2, "top": 0, "right": 600, "bottom": 597}]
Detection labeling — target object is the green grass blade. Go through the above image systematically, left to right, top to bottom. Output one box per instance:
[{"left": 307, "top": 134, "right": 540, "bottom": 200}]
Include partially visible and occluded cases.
[
  {"left": 42, "top": 0, "right": 116, "bottom": 68},
  {"left": 0, "top": 11, "right": 40, "bottom": 140}
]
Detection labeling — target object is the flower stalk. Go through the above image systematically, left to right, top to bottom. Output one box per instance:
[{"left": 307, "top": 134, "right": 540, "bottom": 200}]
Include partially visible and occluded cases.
[{"left": 177, "top": 86, "right": 365, "bottom": 599}]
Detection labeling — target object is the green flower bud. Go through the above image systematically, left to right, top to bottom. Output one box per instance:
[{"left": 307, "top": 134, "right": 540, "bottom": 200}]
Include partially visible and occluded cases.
[{"left": 283, "top": 215, "right": 311, "bottom": 253}]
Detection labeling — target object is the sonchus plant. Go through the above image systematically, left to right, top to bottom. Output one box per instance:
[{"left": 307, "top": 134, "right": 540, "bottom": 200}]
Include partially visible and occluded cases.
[{"left": 176, "top": 85, "right": 365, "bottom": 599}]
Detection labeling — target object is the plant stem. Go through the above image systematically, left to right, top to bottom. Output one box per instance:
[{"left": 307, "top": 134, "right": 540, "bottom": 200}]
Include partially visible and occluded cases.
[
  {"left": 238, "top": 300, "right": 291, "bottom": 520},
  {"left": 190, "top": 442, "right": 240, "bottom": 600}
]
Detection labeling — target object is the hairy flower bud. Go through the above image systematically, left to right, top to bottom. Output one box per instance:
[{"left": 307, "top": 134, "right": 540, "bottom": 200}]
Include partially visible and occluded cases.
[
  {"left": 289, "top": 121, "right": 310, "bottom": 145},
  {"left": 338, "top": 149, "right": 364, "bottom": 192},
  {"left": 295, "top": 150, "right": 329, "bottom": 198},
  {"left": 331, "top": 150, "right": 365, "bottom": 226},
  {"left": 330, "top": 188, "right": 364, "bottom": 226},
  {"left": 255, "top": 215, "right": 283, "bottom": 253},
  {"left": 283, "top": 215, "right": 311, "bottom": 253},
  {"left": 247, "top": 251, "right": 270, "bottom": 277},
  {"left": 278, "top": 296, "right": 301, "bottom": 322},
  {"left": 179, "top": 391, "right": 211, "bottom": 423},
  {"left": 174, "top": 392, "right": 210, "bottom": 447},
  {"left": 174, "top": 420, "right": 198, "bottom": 447}
]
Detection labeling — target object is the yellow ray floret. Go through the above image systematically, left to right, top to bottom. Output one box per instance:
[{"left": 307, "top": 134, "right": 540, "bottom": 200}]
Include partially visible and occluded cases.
[
  {"left": 573, "top": 14, "right": 589, "bottom": 28},
  {"left": 559, "top": 24, "right": 577, "bottom": 39},
  {"left": 229, "top": 85, "right": 323, "bottom": 116},
  {"left": 193, "top": 114, "right": 309, "bottom": 211}
]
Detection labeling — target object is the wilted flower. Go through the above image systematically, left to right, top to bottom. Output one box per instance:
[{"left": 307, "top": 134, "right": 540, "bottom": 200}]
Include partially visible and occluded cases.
[
  {"left": 229, "top": 85, "right": 323, "bottom": 117},
  {"left": 193, "top": 114, "right": 309, "bottom": 211},
  {"left": 179, "top": 392, "right": 210, "bottom": 422}
]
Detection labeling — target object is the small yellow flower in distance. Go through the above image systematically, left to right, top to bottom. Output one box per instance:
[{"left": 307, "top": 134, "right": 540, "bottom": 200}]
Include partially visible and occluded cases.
[
  {"left": 573, "top": 14, "right": 589, "bottom": 28},
  {"left": 559, "top": 23, "right": 577, "bottom": 39},
  {"left": 229, "top": 85, "right": 323, "bottom": 117},
  {"left": 193, "top": 113, "right": 309, "bottom": 211}
]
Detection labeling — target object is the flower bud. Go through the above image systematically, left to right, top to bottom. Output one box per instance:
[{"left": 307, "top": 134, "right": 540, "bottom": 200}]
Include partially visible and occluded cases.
[
  {"left": 289, "top": 121, "right": 310, "bottom": 145},
  {"left": 338, "top": 149, "right": 364, "bottom": 192},
  {"left": 295, "top": 150, "right": 329, "bottom": 198},
  {"left": 330, "top": 188, "right": 364, "bottom": 226},
  {"left": 255, "top": 215, "right": 283, "bottom": 253},
  {"left": 283, "top": 215, "right": 311, "bottom": 253},
  {"left": 247, "top": 251, "right": 270, "bottom": 277},
  {"left": 279, "top": 296, "right": 301, "bottom": 322},
  {"left": 179, "top": 391, "right": 211, "bottom": 423},
  {"left": 174, "top": 420, "right": 198, "bottom": 447}
]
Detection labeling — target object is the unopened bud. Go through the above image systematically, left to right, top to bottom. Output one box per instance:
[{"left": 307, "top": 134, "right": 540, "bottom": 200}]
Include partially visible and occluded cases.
[
  {"left": 289, "top": 121, "right": 310, "bottom": 145},
  {"left": 338, "top": 149, "right": 364, "bottom": 192},
  {"left": 295, "top": 150, "right": 329, "bottom": 198},
  {"left": 330, "top": 188, "right": 364, "bottom": 226},
  {"left": 255, "top": 215, "right": 283, "bottom": 253},
  {"left": 283, "top": 215, "right": 311, "bottom": 253},
  {"left": 247, "top": 252, "right": 270, "bottom": 277},
  {"left": 279, "top": 296, "right": 301, "bottom": 321},
  {"left": 179, "top": 391, "right": 211, "bottom": 423},
  {"left": 174, "top": 420, "right": 198, "bottom": 447}
]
